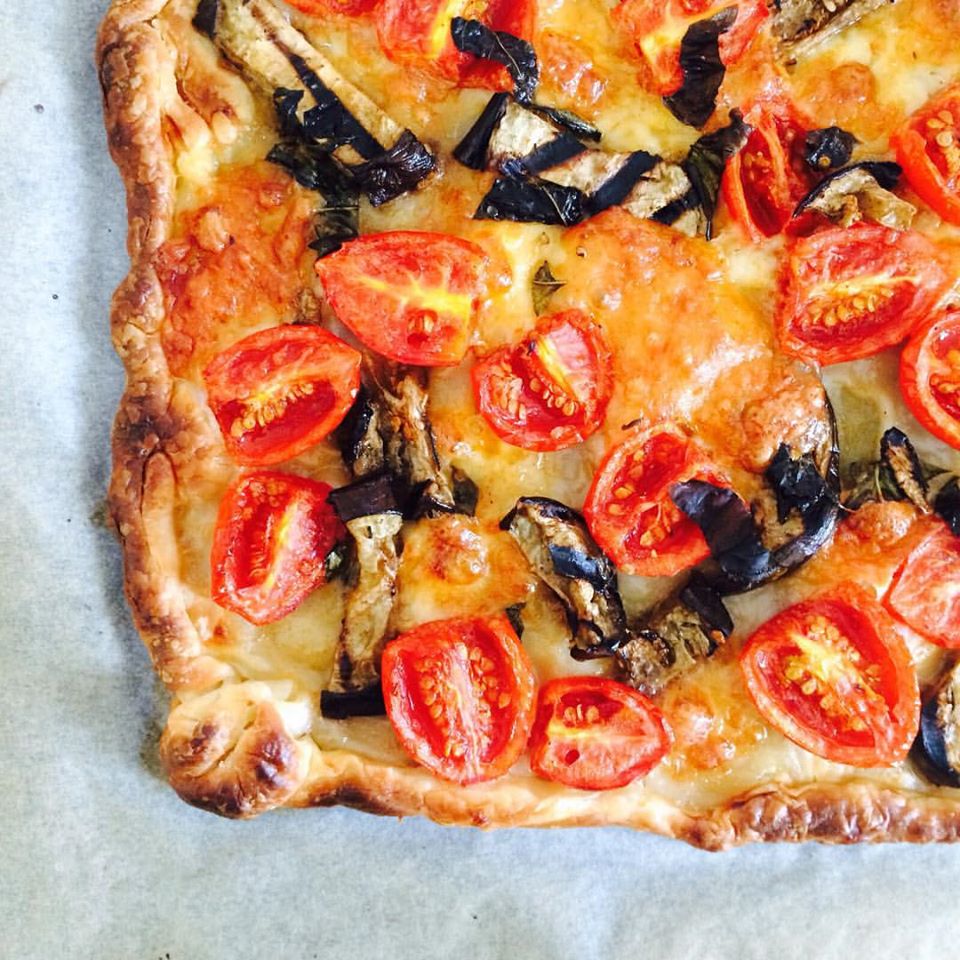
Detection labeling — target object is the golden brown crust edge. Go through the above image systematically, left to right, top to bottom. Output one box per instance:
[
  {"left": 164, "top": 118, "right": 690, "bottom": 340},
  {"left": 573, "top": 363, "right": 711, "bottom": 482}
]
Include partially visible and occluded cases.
[{"left": 96, "top": 0, "right": 960, "bottom": 848}]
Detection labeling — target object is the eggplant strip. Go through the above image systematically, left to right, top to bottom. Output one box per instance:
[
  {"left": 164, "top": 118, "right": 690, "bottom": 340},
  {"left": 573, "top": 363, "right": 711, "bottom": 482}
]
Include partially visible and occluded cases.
[
  {"left": 207, "top": 0, "right": 435, "bottom": 196},
  {"left": 774, "top": 0, "right": 897, "bottom": 62},
  {"left": 913, "top": 656, "right": 960, "bottom": 788}
]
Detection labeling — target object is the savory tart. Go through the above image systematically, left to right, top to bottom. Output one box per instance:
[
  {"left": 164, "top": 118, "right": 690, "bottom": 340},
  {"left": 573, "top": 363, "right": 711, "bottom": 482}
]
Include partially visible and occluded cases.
[{"left": 98, "top": 0, "right": 960, "bottom": 847}]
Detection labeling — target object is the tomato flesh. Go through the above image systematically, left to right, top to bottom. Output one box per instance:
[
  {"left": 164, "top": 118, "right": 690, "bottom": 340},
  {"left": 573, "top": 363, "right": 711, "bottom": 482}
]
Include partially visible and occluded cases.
[
  {"left": 285, "top": 0, "right": 378, "bottom": 14},
  {"left": 374, "top": 0, "right": 535, "bottom": 89},
  {"left": 613, "top": 0, "right": 768, "bottom": 95},
  {"left": 894, "top": 83, "right": 960, "bottom": 226},
  {"left": 722, "top": 97, "right": 814, "bottom": 241},
  {"left": 777, "top": 224, "right": 949, "bottom": 366},
  {"left": 316, "top": 231, "right": 490, "bottom": 367},
  {"left": 900, "top": 308, "right": 960, "bottom": 450},
  {"left": 473, "top": 310, "right": 613, "bottom": 452},
  {"left": 203, "top": 325, "right": 361, "bottom": 467},
  {"left": 584, "top": 423, "right": 725, "bottom": 577},
  {"left": 210, "top": 472, "right": 345, "bottom": 626},
  {"left": 886, "top": 524, "right": 960, "bottom": 648},
  {"left": 740, "top": 583, "right": 920, "bottom": 766},
  {"left": 381, "top": 615, "right": 536, "bottom": 784},
  {"left": 529, "top": 676, "right": 671, "bottom": 790}
]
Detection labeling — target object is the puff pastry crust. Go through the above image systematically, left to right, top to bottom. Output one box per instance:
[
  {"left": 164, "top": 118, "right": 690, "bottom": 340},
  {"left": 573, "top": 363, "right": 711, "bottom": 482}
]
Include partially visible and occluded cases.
[{"left": 97, "top": 0, "right": 960, "bottom": 848}]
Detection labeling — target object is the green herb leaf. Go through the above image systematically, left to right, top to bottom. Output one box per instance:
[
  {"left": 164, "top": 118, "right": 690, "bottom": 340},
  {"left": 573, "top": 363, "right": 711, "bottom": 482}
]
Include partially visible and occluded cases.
[{"left": 531, "top": 260, "right": 565, "bottom": 315}]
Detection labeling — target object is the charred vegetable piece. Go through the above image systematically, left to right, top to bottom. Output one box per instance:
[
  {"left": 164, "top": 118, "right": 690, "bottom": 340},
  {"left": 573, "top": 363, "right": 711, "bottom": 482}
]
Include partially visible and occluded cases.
[
  {"left": 192, "top": 0, "right": 220, "bottom": 37},
  {"left": 209, "top": 0, "right": 435, "bottom": 203},
  {"left": 773, "top": 0, "right": 895, "bottom": 62},
  {"left": 663, "top": 7, "right": 737, "bottom": 129},
  {"left": 450, "top": 17, "right": 539, "bottom": 104},
  {"left": 454, "top": 93, "right": 511, "bottom": 170},
  {"left": 804, "top": 126, "right": 857, "bottom": 172},
  {"left": 266, "top": 133, "right": 360, "bottom": 256},
  {"left": 793, "top": 161, "right": 915, "bottom": 229},
  {"left": 475, "top": 176, "right": 587, "bottom": 226},
  {"left": 531, "top": 260, "right": 565, "bottom": 316},
  {"left": 335, "top": 384, "right": 385, "bottom": 479},
  {"left": 880, "top": 427, "right": 930, "bottom": 513},
  {"left": 671, "top": 438, "right": 840, "bottom": 593},
  {"left": 328, "top": 472, "right": 400, "bottom": 523},
  {"left": 936, "top": 477, "right": 960, "bottom": 536},
  {"left": 500, "top": 497, "right": 627, "bottom": 657},
  {"left": 617, "top": 574, "right": 733, "bottom": 695},
  {"left": 913, "top": 657, "right": 960, "bottom": 788},
  {"left": 320, "top": 685, "right": 386, "bottom": 719}
]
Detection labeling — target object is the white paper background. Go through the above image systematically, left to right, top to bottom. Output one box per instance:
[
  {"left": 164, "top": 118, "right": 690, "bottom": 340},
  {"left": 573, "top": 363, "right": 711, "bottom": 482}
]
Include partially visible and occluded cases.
[{"left": 1, "top": 2, "right": 958, "bottom": 956}]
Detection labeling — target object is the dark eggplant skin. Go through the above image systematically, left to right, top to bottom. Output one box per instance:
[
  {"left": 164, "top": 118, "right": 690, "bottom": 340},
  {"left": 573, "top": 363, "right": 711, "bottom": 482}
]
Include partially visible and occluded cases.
[
  {"left": 192, "top": 0, "right": 220, "bottom": 38},
  {"left": 663, "top": 7, "right": 737, "bottom": 128},
  {"left": 451, "top": 18, "right": 539, "bottom": 103},
  {"left": 454, "top": 93, "right": 511, "bottom": 170},
  {"left": 804, "top": 126, "right": 857, "bottom": 171},
  {"left": 792, "top": 161, "right": 914, "bottom": 229},
  {"left": 475, "top": 176, "right": 586, "bottom": 226},
  {"left": 879, "top": 426, "right": 930, "bottom": 513},
  {"left": 328, "top": 473, "right": 400, "bottom": 524},
  {"left": 935, "top": 477, "right": 960, "bottom": 536},
  {"left": 500, "top": 497, "right": 627, "bottom": 657},
  {"left": 617, "top": 574, "right": 733, "bottom": 695},
  {"left": 912, "top": 658, "right": 960, "bottom": 788},
  {"left": 320, "top": 685, "right": 386, "bottom": 719}
]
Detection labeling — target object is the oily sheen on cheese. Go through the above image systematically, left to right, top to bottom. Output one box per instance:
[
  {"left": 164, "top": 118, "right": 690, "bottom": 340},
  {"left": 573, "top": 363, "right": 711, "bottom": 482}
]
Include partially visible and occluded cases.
[{"left": 120, "top": 0, "right": 960, "bottom": 822}]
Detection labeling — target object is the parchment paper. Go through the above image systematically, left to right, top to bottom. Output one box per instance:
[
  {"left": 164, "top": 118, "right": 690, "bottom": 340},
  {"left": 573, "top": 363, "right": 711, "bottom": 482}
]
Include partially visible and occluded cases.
[{"left": 0, "top": 2, "right": 957, "bottom": 957}]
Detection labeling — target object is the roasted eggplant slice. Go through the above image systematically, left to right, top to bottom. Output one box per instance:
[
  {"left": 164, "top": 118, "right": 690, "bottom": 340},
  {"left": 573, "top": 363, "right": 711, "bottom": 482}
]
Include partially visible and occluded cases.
[
  {"left": 207, "top": 0, "right": 435, "bottom": 203},
  {"left": 773, "top": 0, "right": 896, "bottom": 62},
  {"left": 663, "top": 7, "right": 737, "bottom": 128},
  {"left": 450, "top": 17, "right": 539, "bottom": 104},
  {"left": 804, "top": 126, "right": 858, "bottom": 172},
  {"left": 793, "top": 161, "right": 915, "bottom": 229},
  {"left": 843, "top": 427, "right": 934, "bottom": 512},
  {"left": 935, "top": 476, "right": 960, "bottom": 536},
  {"left": 325, "top": 480, "right": 404, "bottom": 698},
  {"left": 500, "top": 497, "right": 627, "bottom": 657},
  {"left": 617, "top": 574, "right": 733, "bottom": 695},
  {"left": 913, "top": 657, "right": 960, "bottom": 788},
  {"left": 320, "top": 685, "right": 386, "bottom": 720}
]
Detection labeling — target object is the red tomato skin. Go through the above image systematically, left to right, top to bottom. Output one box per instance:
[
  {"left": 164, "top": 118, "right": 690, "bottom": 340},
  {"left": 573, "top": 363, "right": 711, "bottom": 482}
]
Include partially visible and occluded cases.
[
  {"left": 286, "top": 0, "right": 378, "bottom": 15},
  {"left": 375, "top": 0, "right": 535, "bottom": 89},
  {"left": 614, "top": 0, "right": 768, "bottom": 95},
  {"left": 893, "top": 84, "right": 960, "bottom": 226},
  {"left": 721, "top": 97, "right": 814, "bottom": 242},
  {"left": 777, "top": 224, "right": 949, "bottom": 366},
  {"left": 316, "top": 231, "right": 490, "bottom": 367},
  {"left": 900, "top": 309, "right": 960, "bottom": 451},
  {"left": 472, "top": 310, "right": 614, "bottom": 452},
  {"left": 203, "top": 325, "right": 362, "bottom": 467},
  {"left": 583, "top": 423, "right": 725, "bottom": 577},
  {"left": 210, "top": 472, "right": 344, "bottom": 626},
  {"left": 885, "top": 524, "right": 960, "bottom": 648},
  {"left": 740, "top": 583, "right": 920, "bottom": 767},
  {"left": 381, "top": 615, "right": 536, "bottom": 785},
  {"left": 529, "top": 677, "right": 672, "bottom": 790}
]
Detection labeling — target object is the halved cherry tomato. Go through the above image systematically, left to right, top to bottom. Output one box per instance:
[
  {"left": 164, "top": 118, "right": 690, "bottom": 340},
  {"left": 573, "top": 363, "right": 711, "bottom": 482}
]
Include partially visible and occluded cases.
[
  {"left": 285, "top": 0, "right": 378, "bottom": 15},
  {"left": 374, "top": 0, "right": 535, "bottom": 89},
  {"left": 613, "top": 0, "right": 768, "bottom": 95},
  {"left": 893, "top": 82, "right": 960, "bottom": 226},
  {"left": 722, "top": 96, "right": 815, "bottom": 242},
  {"left": 777, "top": 224, "right": 949, "bottom": 366},
  {"left": 315, "top": 232, "right": 490, "bottom": 367},
  {"left": 900, "top": 308, "right": 960, "bottom": 450},
  {"left": 472, "top": 310, "right": 613, "bottom": 452},
  {"left": 203, "top": 325, "right": 361, "bottom": 467},
  {"left": 583, "top": 422, "right": 727, "bottom": 577},
  {"left": 211, "top": 472, "right": 345, "bottom": 626},
  {"left": 885, "top": 524, "right": 960, "bottom": 648},
  {"left": 740, "top": 582, "right": 920, "bottom": 766},
  {"left": 381, "top": 615, "right": 536, "bottom": 784},
  {"left": 528, "top": 676, "right": 671, "bottom": 790}
]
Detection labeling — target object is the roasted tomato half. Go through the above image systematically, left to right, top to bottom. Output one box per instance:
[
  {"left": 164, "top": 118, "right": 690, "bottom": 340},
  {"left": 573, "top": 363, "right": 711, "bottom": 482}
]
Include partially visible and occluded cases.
[
  {"left": 285, "top": 0, "right": 378, "bottom": 14},
  {"left": 374, "top": 0, "right": 535, "bottom": 89},
  {"left": 613, "top": 0, "right": 768, "bottom": 95},
  {"left": 894, "top": 82, "right": 960, "bottom": 226},
  {"left": 722, "top": 96, "right": 814, "bottom": 241},
  {"left": 777, "top": 224, "right": 949, "bottom": 366},
  {"left": 316, "top": 231, "right": 490, "bottom": 367},
  {"left": 900, "top": 308, "right": 960, "bottom": 450},
  {"left": 472, "top": 310, "right": 613, "bottom": 452},
  {"left": 203, "top": 325, "right": 362, "bottom": 467},
  {"left": 584, "top": 422, "right": 726, "bottom": 577},
  {"left": 210, "top": 472, "right": 345, "bottom": 626},
  {"left": 885, "top": 524, "right": 960, "bottom": 648},
  {"left": 740, "top": 583, "right": 920, "bottom": 766},
  {"left": 381, "top": 615, "right": 536, "bottom": 784},
  {"left": 528, "top": 676, "right": 671, "bottom": 790}
]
